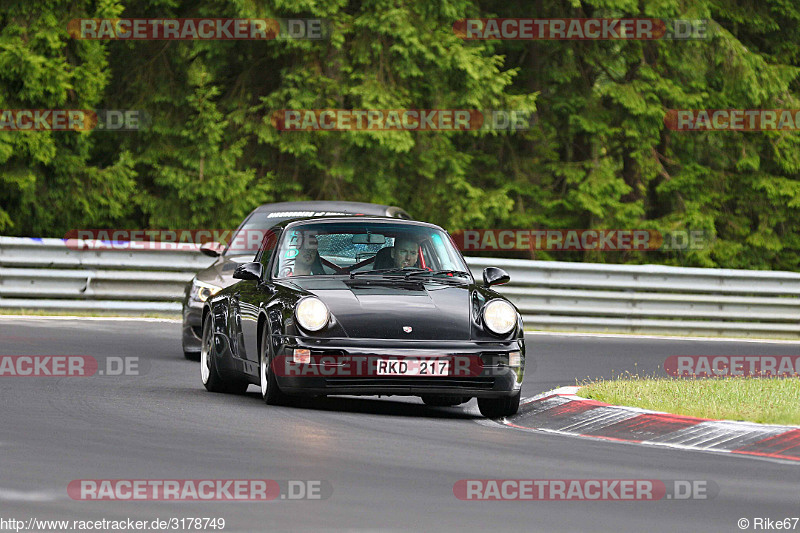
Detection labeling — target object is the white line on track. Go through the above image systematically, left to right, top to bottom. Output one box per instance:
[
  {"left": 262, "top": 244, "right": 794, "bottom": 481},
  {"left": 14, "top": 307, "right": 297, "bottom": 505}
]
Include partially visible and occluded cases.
[
  {"left": 0, "top": 315, "right": 180, "bottom": 323},
  {"left": 1, "top": 317, "right": 797, "bottom": 342},
  {"left": 524, "top": 330, "right": 800, "bottom": 344},
  {"left": 0, "top": 488, "right": 62, "bottom": 502}
]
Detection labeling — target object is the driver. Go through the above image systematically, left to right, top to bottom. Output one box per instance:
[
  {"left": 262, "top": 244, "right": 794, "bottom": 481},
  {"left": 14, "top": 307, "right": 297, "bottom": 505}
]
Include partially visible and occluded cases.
[
  {"left": 292, "top": 235, "right": 325, "bottom": 276},
  {"left": 391, "top": 238, "right": 419, "bottom": 268}
]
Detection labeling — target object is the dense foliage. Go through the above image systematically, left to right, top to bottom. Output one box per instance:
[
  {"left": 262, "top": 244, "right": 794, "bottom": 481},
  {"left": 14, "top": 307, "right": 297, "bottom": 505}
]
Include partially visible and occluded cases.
[{"left": 1, "top": 0, "right": 799, "bottom": 270}]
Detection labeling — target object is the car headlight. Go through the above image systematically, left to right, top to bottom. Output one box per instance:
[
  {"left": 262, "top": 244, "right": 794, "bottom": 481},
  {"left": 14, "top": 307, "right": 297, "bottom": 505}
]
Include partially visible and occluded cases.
[
  {"left": 191, "top": 279, "right": 222, "bottom": 302},
  {"left": 296, "top": 297, "right": 330, "bottom": 332},
  {"left": 483, "top": 299, "right": 517, "bottom": 335}
]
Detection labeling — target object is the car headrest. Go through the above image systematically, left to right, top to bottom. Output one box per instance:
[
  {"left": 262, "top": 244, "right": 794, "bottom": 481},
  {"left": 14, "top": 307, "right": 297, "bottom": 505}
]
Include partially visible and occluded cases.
[{"left": 373, "top": 247, "right": 395, "bottom": 269}]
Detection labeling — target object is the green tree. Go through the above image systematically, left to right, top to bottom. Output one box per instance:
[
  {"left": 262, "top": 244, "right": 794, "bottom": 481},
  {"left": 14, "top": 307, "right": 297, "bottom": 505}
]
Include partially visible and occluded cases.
[
  {"left": 0, "top": 0, "right": 136, "bottom": 236},
  {"left": 2, "top": 0, "right": 800, "bottom": 272}
]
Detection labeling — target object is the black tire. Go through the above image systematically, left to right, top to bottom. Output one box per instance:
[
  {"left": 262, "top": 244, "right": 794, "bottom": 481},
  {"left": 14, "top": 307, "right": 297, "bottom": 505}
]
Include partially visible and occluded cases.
[
  {"left": 200, "top": 315, "right": 248, "bottom": 394},
  {"left": 259, "top": 325, "right": 291, "bottom": 406},
  {"left": 184, "top": 350, "right": 200, "bottom": 361},
  {"left": 478, "top": 391, "right": 520, "bottom": 418},
  {"left": 421, "top": 395, "right": 468, "bottom": 407}
]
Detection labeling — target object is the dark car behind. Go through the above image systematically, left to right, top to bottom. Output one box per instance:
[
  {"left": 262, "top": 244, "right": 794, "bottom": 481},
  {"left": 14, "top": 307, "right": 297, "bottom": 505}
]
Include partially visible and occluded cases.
[{"left": 182, "top": 201, "right": 411, "bottom": 358}]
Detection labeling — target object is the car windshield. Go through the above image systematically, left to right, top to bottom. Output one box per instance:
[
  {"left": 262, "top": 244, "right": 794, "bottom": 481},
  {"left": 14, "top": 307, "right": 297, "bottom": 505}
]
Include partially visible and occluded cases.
[{"left": 272, "top": 221, "right": 470, "bottom": 279}]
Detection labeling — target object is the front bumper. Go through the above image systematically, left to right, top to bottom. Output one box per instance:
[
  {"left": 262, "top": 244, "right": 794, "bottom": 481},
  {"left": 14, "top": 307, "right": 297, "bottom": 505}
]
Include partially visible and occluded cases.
[{"left": 270, "top": 335, "right": 525, "bottom": 398}]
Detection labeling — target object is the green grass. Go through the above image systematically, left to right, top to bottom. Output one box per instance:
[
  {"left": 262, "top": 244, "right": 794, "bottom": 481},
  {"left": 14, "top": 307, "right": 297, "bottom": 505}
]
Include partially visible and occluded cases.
[{"left": 577, "top": 375, "right": 800, "bottom": 426}]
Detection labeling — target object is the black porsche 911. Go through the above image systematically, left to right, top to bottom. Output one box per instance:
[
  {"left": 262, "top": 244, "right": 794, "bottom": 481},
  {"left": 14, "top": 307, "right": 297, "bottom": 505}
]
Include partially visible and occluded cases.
[{"left": 200, "top": 217, "right": 525, "bottom": 418}]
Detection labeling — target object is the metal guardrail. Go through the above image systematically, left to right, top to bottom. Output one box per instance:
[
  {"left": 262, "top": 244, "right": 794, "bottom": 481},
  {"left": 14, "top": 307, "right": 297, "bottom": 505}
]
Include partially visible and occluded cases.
[
  {"left": 0, "top": 237, "right": 211, "bottom": 314},
  {"left": 1, "top": 237, "right": 799, "bottom": 338},
  {"left": 466, "top": 257, "right": 800, "bottom": 338}
]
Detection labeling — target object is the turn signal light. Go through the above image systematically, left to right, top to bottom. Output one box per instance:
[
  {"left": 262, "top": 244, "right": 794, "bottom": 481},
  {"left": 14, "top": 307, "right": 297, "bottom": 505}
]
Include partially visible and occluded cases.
[{"left": 293, "top": 349, "right": 311, "bottom": 364}]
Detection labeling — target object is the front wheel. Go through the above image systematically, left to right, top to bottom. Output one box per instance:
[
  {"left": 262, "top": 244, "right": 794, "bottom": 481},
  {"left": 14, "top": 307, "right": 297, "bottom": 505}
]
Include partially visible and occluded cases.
[
  {"left": 201, "top": 316, "right": 248, "bottom": 394},
  {"left": 260, "top": 326, "right": 291, "bottom": 406},
  {"left": 477, "top": 391, "right": 520, "bottom": 418}
]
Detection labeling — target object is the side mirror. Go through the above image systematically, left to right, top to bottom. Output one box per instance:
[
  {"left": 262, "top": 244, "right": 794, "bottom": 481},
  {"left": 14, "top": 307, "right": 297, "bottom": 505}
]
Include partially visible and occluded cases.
[
  {"left": 200, "top": 241, "right": 223, "bottom": 257},
  {"left": 233, "top": 262, "right": 263, "bottom": 281},
  {"left": 483, "top": 267, "right": 510, "bottom": 287}
]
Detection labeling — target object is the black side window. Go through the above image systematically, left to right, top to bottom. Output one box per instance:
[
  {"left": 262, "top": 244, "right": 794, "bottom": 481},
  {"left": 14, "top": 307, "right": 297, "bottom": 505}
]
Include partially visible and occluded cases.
[{"left": 257, "top": 229, "right": 281, "bottom": 269}]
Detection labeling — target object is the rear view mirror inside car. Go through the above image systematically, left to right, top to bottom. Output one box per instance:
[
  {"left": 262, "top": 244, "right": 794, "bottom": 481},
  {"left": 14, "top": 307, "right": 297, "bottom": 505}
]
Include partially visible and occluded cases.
[{"left": 352, "top": 233, "right": 386, "bottom": 245}]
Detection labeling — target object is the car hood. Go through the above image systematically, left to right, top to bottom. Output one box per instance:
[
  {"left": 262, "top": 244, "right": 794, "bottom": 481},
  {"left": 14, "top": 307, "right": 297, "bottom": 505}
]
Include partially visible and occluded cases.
[{"left": 284, "top": 278, "right": 471, "bottom": 340}]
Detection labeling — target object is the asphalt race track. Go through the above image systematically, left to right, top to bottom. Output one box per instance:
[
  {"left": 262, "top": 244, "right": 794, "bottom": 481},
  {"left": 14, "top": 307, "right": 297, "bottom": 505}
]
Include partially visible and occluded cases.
[{"left": 1, "top": 317, "right": 798, "bottom": 532}]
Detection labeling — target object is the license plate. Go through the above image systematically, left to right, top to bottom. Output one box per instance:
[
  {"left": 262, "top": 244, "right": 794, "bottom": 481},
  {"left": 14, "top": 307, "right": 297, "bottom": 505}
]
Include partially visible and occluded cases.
[{"left": 376, "top": 359, "right": 449, "bottom": 376}]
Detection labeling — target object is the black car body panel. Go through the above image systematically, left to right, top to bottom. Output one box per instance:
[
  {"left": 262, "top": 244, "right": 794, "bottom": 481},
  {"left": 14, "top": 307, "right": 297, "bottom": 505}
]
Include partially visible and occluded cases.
[
  {"left": 182, "top": 201, "right": 411, "bottom": 356},
  {"left": 202, "top": 217, "right": 525, "bottom": 402},
  {"left": 284, "top": 277, "right": 472, "bottom": 340}
]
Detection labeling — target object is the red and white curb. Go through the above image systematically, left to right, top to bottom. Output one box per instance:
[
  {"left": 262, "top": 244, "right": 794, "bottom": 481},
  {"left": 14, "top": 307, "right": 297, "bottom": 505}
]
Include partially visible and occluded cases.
[{"left": 502, "top": 387, "right": 800, "bottom": 464}]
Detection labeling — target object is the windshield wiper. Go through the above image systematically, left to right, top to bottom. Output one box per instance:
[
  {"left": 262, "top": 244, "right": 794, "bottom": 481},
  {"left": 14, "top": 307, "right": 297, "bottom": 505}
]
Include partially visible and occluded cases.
[
  {"left": 350, "top": 267, "right": 426, "bottom": 279},
  {"left": 403, "top": 269, "right": 471, "bottom": 280}
]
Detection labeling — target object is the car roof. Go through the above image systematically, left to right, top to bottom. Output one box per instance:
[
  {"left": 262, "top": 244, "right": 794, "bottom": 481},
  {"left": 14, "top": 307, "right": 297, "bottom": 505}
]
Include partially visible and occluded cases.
[
  {"left": 250, "top": 201, "right": 411, "bottom": 219},
  {"left": 222, "top": 203, "right": 413, "bottom": 258},
  {"left": 278, "top": 215, "right": 443, "bottom": 231}
]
